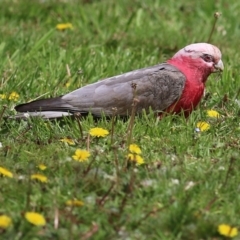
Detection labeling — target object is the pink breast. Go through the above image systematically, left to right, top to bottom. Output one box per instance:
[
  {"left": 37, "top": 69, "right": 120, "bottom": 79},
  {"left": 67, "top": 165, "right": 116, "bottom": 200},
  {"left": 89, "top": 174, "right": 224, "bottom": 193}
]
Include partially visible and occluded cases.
[{"left": 164, "top": 80, "right": 205, "bottom": 117}]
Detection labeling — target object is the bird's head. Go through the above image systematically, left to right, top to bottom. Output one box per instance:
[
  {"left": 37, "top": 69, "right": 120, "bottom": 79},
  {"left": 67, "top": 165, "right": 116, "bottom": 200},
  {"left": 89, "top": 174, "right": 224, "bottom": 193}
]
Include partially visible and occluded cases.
[{"left": 171, "top": 43, "right": 224, "bottom": 74}]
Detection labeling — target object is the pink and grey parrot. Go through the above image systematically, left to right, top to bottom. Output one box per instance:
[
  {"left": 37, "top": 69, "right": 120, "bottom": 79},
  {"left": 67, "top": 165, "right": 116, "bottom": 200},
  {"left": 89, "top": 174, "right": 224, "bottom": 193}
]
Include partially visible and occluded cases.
[{"left": 14, "top": 43, "right": 223, "bottom": 119}]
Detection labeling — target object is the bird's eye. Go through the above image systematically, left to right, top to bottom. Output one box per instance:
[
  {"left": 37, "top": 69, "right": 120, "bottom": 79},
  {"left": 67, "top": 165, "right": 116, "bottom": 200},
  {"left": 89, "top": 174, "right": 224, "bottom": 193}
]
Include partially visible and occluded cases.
[{"left": 202, "top": 54, "right": 213, "bottom": 63}]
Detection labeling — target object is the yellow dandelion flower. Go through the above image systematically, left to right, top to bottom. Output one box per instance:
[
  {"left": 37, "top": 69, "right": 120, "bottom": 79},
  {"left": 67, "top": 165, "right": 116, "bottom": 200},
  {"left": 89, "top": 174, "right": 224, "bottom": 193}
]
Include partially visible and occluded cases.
[
  {"left": 56, "top": 23, "right": 73, "bottom": 31},
  {"left": 65, "top": 81, "right": 71, "bottom": 88},
  {"left": 8, "top": 91, "right": 19, "bottom": 101},
  {"left": 0, "top": 94, "right": 6, "bottom": 100},
  {"left": 207, "top": 110, "right": 220, "bottom": 118},
  {"left": 196, "top": 121, "right": 210, "bottom": 132},
  {"left": 89, "top": 127, "right": 109, "bottom": 137},
  {"left": 60, "top": 137, "right": 75, "bottom": 145},
  {"left": 129, "top": 144, "right": 142, "bottom": 154},
  {"left": 72, "top": 149, "right": 90, "bottom": 162},
  {"left": 128, "top": 153, "right": 144, "bottom": 165},
  {"left": 38, "top": 164, "right": 47, "bottom": 171},
  {"left": 0, "top": 167, "right": 13, "bottom": 178},
  {"left": 31, "top": 174, "right": 48, "bottom": 183},
  {"left": 66, "top": 199, "right": 84, "bottom": 207},
  {"left": 24, "top": 212, "right": 46, "bottom": 226},
  {"left": 0, "top": 215, "right": 12, "bottom": 229},
  {"left": 218, "top": 224, "right": 238, "bottom": 238}
]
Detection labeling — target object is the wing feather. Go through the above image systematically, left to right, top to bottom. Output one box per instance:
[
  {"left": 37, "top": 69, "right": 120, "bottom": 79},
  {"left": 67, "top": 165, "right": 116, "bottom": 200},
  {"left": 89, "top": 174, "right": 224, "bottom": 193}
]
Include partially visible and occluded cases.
[{"left": 61, "top": 63, "right": 186, "bottom": 116}]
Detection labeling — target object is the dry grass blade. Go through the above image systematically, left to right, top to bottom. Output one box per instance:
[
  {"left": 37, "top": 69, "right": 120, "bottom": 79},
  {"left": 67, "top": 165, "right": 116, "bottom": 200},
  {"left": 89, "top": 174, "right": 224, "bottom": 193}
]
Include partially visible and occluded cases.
[{"left": 207, "top": 12, "right": 221, "bottom": 43}]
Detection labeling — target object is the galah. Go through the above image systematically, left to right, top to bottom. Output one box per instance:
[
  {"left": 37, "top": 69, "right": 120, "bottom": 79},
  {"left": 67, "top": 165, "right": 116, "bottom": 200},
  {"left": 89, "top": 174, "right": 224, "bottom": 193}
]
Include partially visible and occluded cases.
[{"left": 14, "top": 43, "right": 223, "bottom": 119}]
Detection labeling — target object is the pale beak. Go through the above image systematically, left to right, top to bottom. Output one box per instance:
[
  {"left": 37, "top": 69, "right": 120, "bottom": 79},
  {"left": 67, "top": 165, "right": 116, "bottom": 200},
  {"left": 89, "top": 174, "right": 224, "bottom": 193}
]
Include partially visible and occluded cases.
[{"left": 214, "top": 59, "right": 224, "bottom": 72}]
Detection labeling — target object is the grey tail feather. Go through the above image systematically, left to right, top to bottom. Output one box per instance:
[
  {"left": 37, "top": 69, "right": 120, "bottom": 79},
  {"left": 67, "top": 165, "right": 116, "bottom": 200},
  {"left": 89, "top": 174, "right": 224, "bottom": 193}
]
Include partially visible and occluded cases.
[
  {"left": 15, "top": 96, "right": 71, "bottom": 113},
  {"left": 9, "top": 111, "right": 73, "bottom": 120}
]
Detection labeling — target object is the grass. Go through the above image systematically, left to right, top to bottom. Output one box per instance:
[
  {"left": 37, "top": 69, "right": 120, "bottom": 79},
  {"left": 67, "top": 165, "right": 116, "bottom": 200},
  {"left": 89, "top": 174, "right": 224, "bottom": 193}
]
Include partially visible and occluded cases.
[{"left": 1, "top": 0, "right": 240, "bottom": 239}]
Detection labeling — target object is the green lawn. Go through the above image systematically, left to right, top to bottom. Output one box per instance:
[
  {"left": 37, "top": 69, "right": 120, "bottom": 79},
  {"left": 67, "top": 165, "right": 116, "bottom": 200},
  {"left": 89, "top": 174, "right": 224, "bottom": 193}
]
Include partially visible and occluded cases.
[{"left": 1, "top": 0, "right": 240, "bottom": 239}]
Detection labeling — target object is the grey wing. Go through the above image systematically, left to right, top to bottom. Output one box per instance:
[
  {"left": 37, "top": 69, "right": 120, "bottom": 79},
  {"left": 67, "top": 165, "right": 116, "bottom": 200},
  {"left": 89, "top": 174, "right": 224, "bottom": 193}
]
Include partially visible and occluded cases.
[{"left": 62, "top": 63, "right": 186, "bottom": 116}]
